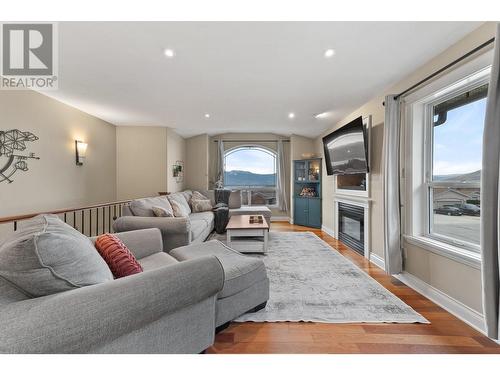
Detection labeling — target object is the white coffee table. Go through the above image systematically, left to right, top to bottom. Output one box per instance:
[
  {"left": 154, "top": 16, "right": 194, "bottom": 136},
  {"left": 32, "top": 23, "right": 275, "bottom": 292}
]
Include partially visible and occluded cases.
[{"left": 226, "top": 215, "right": 269, "bottom": 253}]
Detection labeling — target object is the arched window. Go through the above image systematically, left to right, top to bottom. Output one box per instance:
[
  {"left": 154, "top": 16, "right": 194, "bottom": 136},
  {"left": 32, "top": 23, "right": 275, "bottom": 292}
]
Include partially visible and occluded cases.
[{"left": 224, "top": 146, "right": 277, "bottom": 206}]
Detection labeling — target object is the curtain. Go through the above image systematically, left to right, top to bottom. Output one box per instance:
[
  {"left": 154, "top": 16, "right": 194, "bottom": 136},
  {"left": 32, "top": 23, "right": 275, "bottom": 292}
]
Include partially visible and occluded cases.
[
  {"left": 481, "top": 25, "right": 500, "bottom": 340},
  {"left": 383, "top": 95, "right": 403, "bottom": 274},
  {"left": 216, "top": 139, "right": 225, "bottom": 187},
  {"left": 276, "top": 140, "right": 289, "bottom": 213}
]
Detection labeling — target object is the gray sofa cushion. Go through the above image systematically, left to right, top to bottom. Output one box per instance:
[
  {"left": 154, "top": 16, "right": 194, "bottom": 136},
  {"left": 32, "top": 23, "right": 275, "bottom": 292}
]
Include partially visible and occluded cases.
[
  {"left": 181, "top": 190, "right": 193, "bottom": 204},
  {"left": 228, "top": 190, "right": 242, "bottom": 209},
  {"left": 168, "top": 192, "right": 191, "bottom": 217},
  {"left": 130, "top": 196, "right": 173, "bottom": 217},
  {"left": 189, "top": 211, "right": 214, "bottom": 224},
  {"left": 0, "top": 215, "right": 113, "bottom": 297},
  {"left": 190, "top": 220, "right": 210, "bottom": 241},
  {"left": 170, "top": 240, "right": 268, "bottom": 298},
  {"left": 139, "top": 253, "right": 179, "bottom": 272}
]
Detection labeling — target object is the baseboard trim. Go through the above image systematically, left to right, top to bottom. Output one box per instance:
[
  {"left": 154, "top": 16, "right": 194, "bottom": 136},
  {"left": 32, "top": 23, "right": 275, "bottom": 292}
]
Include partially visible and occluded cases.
[
  {"left": 271, "top": 216, "right": 290, "bottom": 222},
  {"left": 321, "top": 225, "right": 335, "bottom": 238},
  {"left": 369, "top": 253, "right": 385, "bottom": 270},
  {"left": 394, "top": 271, "right": 486, "bottom": 335}
]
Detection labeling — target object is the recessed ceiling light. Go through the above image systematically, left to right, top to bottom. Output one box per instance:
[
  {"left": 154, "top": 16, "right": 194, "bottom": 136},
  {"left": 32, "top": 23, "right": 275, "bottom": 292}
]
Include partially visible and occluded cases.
[
  {"left": 164, "top": 48, "right": 175, "bottom": 58},
  {"left": 324, "top": 49, "right": 335, "bottom": 58},
  {"left": 315, "top": 111, "right": 334, "bottom": 119},
  {"left": 288, "top": 112, "right": 295, "bottom": 119},
  {"left": 204, "top": 113, "right": 210, "bottom": 118}
]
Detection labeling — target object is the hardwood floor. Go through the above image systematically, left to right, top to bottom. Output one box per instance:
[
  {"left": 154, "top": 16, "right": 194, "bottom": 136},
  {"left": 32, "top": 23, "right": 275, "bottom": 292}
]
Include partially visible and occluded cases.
[{"left": 208, "top": 222, "right": 500, "bottom": 354}]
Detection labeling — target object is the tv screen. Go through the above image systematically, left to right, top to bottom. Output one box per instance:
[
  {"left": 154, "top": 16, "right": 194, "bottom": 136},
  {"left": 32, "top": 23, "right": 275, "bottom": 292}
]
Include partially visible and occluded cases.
[{"left": 322, "top": 116, "right": 369, "bottom": 175}]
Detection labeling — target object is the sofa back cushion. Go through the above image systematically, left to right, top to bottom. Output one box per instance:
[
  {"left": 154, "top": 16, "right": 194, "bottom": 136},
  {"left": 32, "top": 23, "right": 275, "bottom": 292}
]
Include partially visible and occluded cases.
[
  {"left": 229, "top": 190, "right": 242, "bottom": 209},
  {"left": 167, "top": 192, "right": 191, "bottom": 217},
  {"left": 129, "top": 196, "right": 173, "bottom": 217},
  {"left": 0, "top": 214, "right": 113, "bottom": 297},
  {"left": 95, "top": 234, "right": 143, "bottom": 278}
]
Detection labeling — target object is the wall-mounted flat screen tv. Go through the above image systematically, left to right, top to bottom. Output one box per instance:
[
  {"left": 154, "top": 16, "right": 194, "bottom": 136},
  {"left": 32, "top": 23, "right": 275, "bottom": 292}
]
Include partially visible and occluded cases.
[{"left": 322, "top": 116, "right": 369, "bottom": 175}]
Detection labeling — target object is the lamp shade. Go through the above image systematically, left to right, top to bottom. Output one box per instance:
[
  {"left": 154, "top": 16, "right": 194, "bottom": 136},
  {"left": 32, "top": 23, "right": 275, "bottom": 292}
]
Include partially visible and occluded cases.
[{"left": 75, "top": 140, "right": 88, "bottom": 165}]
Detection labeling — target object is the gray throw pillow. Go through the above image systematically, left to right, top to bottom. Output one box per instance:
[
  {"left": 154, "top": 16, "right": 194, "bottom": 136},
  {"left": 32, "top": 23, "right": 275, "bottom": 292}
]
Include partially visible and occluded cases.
[
  {"left": 191, "top": 190, "right": 209, "bottom": 202},
  {"left": 199, "top": 190, "right": 216, "bottom": 206},
  {"left": 229, "top": 190, "right": 242, "bottom": 209},
  {"left": 168, "top": 192, "right": 191, "bottom": 216},
  {"left": 129, "top": 196, "right": 173, "bottom": 217},
  {"left": 191, "top": 199, "right": 213, "bottom": 213},
  {"left": 170, "top": 200, "right": 190, "bottom": 217},
  {"left": 152, "top": 206, "right": 173, "bottom": 217},
  {"left": 0, "top": 214, "right": 113, "bottom": 297}
]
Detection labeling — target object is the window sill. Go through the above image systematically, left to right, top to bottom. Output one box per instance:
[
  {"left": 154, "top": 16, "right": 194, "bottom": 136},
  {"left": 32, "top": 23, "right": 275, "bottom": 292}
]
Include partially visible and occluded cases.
[{"left": 403, "top": 235, "right": 481, "bottom": 269}]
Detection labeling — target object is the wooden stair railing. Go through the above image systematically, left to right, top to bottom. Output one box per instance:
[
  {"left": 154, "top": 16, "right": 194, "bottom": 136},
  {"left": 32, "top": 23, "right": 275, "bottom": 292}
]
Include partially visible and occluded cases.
[{"left": 0, "top": 200, "right": 131, "bottom": 237}]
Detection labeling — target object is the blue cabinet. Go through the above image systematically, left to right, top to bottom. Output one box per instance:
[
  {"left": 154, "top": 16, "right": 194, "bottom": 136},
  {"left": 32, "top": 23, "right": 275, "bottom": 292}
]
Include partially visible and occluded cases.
[{"left": 293, "top": 159, "right": 322, "bottom": 228}]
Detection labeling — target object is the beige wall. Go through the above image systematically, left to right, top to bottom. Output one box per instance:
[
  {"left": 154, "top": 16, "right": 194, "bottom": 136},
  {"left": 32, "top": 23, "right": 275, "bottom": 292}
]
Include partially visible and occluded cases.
[
  {"left": 314, "top": 22, "right": 495, "bottom": 314},
  {"left": 0, "top": 90, "right": 116, "bottom": 218},
  {"left": 116, "top": 126, "right": 168, "bottom": 200},
  {"left": 116, "top": 127, "right": 186, "bottom": 198},
  {"left": 166, "top": 128, "right": 186, "bottom": 193},
  {"left": 207, "top": 133, "right": 291, "bottom": 217},
  {"left": 185, "top": 134, "right": 210, "bottom": 191},
  {"left": 290, "top": 135, "right": 316, "bottom": 221}
]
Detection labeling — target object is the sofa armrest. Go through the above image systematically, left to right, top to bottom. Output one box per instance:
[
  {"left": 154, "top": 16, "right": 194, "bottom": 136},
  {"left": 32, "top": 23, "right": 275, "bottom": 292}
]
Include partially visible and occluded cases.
[
  {"left": 113, "top": 216, "right": 191, "bottom": 234},
  {"left": 90, "top": 228, "right": 163, "bottom": 259},
  {"left": 0, "top": 256, "right": 224, "bottom": 353}
]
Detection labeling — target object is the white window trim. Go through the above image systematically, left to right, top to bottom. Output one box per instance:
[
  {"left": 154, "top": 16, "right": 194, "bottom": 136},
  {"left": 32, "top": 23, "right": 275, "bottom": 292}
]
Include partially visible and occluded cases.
[
  {"left": 402, "top": 49, "right": 493, "bottom": 268},
  {"left": 223, "top": 145, "right": 278, "bottom": 208}
]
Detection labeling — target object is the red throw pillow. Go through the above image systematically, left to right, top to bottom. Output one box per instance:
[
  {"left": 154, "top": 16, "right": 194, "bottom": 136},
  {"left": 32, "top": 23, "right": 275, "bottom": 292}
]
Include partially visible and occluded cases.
[{"left": 95, "top": 234, "right": 143, "bottom": 278}]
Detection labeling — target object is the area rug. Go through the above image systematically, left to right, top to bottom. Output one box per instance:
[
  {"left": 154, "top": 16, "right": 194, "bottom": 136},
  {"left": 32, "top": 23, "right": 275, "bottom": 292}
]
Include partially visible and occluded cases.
[{"left": 209, "top": 231, "right": 428, "bottom": 324}]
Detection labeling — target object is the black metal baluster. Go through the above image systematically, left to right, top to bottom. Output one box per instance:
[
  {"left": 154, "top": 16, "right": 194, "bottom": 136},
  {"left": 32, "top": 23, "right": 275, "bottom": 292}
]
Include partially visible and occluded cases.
[
  {"left": 108, "top": 206, "right": 111, "bottom": 233},
  {"left": 96, "top": 208, "right": 99, "bottom": 236},
  {"left": 81, "top": 210, "right": 85, "bottom": 236},
  {"left": 73, "top": 211, "right": 76, "bottom": 229},
  {"left": 64, "top": 212, "right": 67, "bottom": 224},
  {"left": 14, "top": 221, "right": 17, "bottom": 232}
]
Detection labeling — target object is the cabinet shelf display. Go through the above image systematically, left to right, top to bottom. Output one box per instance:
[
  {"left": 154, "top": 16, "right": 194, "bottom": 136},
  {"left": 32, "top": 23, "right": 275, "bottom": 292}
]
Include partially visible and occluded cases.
[{"left": 293, "top": 158, "right": 322, "bottom": 228}]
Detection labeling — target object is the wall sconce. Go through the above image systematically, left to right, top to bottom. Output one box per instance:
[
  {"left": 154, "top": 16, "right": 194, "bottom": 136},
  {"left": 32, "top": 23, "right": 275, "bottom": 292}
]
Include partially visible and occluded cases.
[{"left": 75, "top": 140, "right": 88, "bottom": 166}]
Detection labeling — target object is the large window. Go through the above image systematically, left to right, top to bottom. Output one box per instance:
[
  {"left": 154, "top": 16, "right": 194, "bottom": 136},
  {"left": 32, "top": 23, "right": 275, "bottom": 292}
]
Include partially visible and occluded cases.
[
  {"left": 404, "top": 57, "right": 491, "bottom": 263},
  {"left": 428, "top": 84, "right": 487, "bottom": 249},
  {"left": 224, "top": 146, "right": 277, "bottom": 206}
]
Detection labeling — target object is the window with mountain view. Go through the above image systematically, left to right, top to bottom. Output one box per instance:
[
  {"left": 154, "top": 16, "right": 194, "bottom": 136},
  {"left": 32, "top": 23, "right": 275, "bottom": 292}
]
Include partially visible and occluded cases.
[
  {"left": 429, "top": 83, "right": 487, "bottom": 249},
  {"left": 224, "top": 146, "right": 277, "bottom": 206}
]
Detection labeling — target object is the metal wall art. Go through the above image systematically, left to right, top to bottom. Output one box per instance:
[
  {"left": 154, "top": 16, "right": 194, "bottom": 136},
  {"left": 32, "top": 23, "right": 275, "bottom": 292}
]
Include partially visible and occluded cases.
[{"left": 0, "top": 129, "right": 40, "bottom": 184}]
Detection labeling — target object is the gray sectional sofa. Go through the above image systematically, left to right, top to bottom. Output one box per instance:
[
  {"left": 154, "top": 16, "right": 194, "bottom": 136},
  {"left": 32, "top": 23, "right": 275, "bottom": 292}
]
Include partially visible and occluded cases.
[
  {"left": 113, "top": 189, "right": 272, "bottom": 251},
  {"left": 0, "top": 220, "right": 269, "bottom": 353},
  {"left": 0, "top": 225, "right": 224, "bottom": 354}
]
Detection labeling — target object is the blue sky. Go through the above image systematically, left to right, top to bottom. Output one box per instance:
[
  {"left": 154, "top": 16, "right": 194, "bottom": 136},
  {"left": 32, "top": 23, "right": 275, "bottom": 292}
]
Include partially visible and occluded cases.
[
  {"left": 433, "top": 98, "right": 486, "bottom": 176},
  {"left": 225, "top": 148, "right": 276, "bottom": 174}
]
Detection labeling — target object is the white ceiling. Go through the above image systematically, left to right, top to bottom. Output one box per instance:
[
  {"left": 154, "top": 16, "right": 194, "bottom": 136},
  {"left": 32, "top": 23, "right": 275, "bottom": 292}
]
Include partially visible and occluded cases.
[{"left": 45, "top": 22, "right": 483, "bottom": 138}]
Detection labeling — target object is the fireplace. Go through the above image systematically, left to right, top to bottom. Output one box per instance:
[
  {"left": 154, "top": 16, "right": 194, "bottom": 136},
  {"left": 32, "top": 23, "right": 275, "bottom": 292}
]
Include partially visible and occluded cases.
[{"left": 338, "top": 202, "right": 365, "bottom": 256}]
